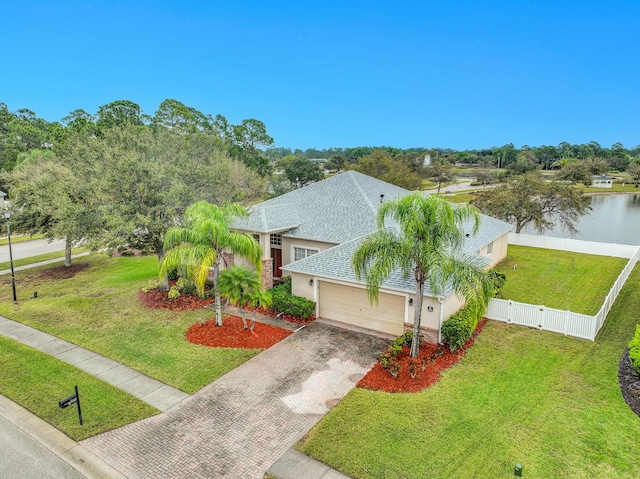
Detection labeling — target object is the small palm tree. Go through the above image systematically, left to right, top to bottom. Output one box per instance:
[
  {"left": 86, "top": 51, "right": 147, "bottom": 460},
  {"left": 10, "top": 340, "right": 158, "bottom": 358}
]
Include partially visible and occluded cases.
[
  {"left": 353, "top": 193, "right": 492, "bottom": 358},
  {"left": 160, "top": 201, "right": 262, "bottom": 326},
  {"left": 218, "top": 265, "right": 263, "bottom": 330}
]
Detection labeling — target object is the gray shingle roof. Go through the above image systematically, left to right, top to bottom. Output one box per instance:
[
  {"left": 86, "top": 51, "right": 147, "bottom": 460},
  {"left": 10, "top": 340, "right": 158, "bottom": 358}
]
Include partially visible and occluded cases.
[
  {"left": 239, "top": 170, "right": 512, "bottom": 297},
  {"left": 234, "top": 171, "right": 408, "bottom": 243},
  {"left": 281, "top": 230, "right": 493, "bottom": 297}
]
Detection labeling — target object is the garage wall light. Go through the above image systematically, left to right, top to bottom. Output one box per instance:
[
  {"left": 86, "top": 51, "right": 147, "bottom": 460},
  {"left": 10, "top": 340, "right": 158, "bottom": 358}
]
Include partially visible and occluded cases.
[{"left": 309, "top": 279, "right": 314, "bottom": 286}]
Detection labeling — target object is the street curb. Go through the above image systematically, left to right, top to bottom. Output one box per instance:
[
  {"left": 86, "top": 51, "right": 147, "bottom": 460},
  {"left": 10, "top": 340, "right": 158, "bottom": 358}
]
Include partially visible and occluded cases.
[{"left": 0, "top": 395, "right": 127, "bottom": 479}]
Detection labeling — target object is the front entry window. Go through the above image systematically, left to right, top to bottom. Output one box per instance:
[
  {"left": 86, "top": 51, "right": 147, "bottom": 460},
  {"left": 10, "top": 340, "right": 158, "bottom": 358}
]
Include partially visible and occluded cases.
[{"left": 294, "top": 247, "right": 318, "bottom": 262}]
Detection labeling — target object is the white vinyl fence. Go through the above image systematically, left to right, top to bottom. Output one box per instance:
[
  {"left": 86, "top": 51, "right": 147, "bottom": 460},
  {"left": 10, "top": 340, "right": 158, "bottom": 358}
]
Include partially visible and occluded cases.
[{"left": 486, "top": 234, "right": 640, "bottom": 341}]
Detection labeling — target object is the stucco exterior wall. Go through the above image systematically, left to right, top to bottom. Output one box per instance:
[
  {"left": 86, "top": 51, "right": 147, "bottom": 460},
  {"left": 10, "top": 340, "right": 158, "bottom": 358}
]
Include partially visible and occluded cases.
[
  {"left": 478, "top": 232, "right": 509, "bottom": 268},
  {"left": 281, "top": 238, "right": 338, "bottom": 269},
  {"left": 290, "top": 272, "right": 315, "bottom": 301}
]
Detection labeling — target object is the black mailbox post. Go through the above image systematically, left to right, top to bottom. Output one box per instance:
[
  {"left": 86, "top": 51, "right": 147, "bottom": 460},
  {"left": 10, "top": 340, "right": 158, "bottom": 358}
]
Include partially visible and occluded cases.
[{"left": 58, "top": 385, "right": 83, "bottom": 425}]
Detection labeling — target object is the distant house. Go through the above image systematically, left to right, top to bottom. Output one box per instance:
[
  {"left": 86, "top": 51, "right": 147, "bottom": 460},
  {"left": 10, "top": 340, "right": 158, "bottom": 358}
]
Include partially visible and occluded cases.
[
  {"left": 234, "top": 171, "right": 511, "bottom": 340},
  {"left": 592, "top": 175, "right": 613, "bottom": 188}
]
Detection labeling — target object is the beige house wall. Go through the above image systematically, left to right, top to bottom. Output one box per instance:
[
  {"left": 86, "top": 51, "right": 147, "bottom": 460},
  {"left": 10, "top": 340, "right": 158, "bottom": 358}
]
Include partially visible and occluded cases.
[
  {"left": 478, "top": 232, "right": 509, "bottom": 268},
  {"left": 281, "top": 237, "right": 338, "bottom": 270},
  {"left": 291, "top": 272, "right": 315, "bottom": 300}
]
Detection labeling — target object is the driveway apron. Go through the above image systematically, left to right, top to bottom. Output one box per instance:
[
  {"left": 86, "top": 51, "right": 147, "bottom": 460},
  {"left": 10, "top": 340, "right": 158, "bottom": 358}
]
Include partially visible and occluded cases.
[{"left": 81, "top": 321, "right": 388, "bottom": 479}]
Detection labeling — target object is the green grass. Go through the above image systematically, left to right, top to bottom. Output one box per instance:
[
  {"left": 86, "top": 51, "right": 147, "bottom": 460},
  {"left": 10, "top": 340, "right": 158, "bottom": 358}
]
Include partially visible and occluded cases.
[
  {"left": 580, "top": 184, "right": 640, "bottom": 194},
  {"left": 0, "top": 234, "right": 45, "bottom": 245},
  {"left": 494, "top": 245, "right": 627, "bottom": 315},
  {"left": 0, "top": 247, "right": 88, "bottom": 271},
  {"left": 0, "top": 254, "right": 260, "bottom": 393},
  {"left": 297, "top": 265, "right": 640, "bottom": 479},
  {"left": 0, "top": 335, "right": 158, "bottom": 440}
]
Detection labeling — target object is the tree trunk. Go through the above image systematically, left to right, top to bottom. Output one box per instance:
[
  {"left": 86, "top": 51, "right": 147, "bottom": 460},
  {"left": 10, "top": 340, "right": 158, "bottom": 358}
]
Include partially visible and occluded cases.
[
  {"left": 64, "top": 236, "right": 72, "bottom": 268},
  {"left": 157, "top": 251, "right": 169, "bottom": 291},
  {"left": 214, "top": 262, "right": 223, "bottom": 326},
  {"left": 410, "top": 279, "right": 426, "bottom": 358}
]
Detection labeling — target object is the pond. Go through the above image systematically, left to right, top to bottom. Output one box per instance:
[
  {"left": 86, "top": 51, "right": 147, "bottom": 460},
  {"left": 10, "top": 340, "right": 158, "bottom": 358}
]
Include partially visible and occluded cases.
[{"left": 521, "top": 193, "right": 640, "bottom": 245}]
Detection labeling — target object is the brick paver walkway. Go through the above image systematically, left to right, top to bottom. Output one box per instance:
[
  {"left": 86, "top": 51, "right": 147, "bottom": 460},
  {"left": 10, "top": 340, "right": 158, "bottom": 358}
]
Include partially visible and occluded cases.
[{"left": 81, "top": 321, "right": 387, "bottom": 478}]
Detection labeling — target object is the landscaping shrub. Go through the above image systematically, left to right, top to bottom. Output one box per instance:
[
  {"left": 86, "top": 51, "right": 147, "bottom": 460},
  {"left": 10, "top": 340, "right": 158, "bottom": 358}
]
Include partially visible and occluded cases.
[
  {"left": 488, "top": 270, "right": 506, "bottom": 296},
  {"left": 269, "top": 278, "right": 315, "bottom": 319},
  {"left": 167, "top": 286, "right": 180, "bottom": 300},
  {"left": 441, "top": 316, "right": 472, "bottom": 352},
  {"left": 629, "top": 324, "right": 640, "bottom": 374},
  {"left": 379, "top": 331, "right": 414, "bottom": 377}
]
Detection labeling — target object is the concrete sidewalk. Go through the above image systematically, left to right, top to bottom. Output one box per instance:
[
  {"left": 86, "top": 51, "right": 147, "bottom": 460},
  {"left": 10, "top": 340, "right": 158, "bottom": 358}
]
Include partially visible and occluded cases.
[{"left": 0, "top": 316, "right": 188, "bottom": 411}]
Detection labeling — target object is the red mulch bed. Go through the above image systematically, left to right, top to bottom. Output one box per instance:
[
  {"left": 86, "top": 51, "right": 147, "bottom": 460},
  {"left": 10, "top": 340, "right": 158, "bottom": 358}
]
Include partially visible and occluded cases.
[
  {"left": 138, "top": 289, "right": 214, "bottom": 311},
  {"left": 185, "top": 315, "right": 292, "bottom": 349},
  {"left": 358, "top": 319, "right": 488, "bottom": 393}
]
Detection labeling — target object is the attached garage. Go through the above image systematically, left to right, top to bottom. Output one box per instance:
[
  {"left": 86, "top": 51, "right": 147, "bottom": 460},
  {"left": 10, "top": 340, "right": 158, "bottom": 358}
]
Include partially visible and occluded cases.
[{"left": 317, "top": 281, "right": 406, "bottom": 336}]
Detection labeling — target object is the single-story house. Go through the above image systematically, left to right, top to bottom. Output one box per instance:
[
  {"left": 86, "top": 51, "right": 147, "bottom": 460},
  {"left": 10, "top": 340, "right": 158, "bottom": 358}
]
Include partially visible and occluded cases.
[
  {"left": 234, "top": 171, "right": 511, "bottom": 340},
  {"left": 592, "top": 175, "right": 613, "bottom": 188}
]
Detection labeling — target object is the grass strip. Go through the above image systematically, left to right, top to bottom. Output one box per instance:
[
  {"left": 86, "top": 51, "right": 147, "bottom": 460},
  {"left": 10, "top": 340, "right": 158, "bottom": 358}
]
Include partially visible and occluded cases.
[
  {"left": 0, "top": 234, "right": 45, "bottom": 246},
  {"left": 0, "top": 248, "right": 88, "bottom": 271},
  {"left": 0, "top": 335, "right": 159, "bottom": 441}
]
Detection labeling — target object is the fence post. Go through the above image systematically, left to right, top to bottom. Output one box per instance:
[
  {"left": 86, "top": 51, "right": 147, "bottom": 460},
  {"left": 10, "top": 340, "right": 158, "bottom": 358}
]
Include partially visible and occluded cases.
[
  {"left": 507, "top": 300, "right": 512, "bottom": 324},
  {"left": 538, "top": 305, "right": 545, "bottom": 329},
  {"left": 564, "top": 310, "right": 570, "bottom": 336}
]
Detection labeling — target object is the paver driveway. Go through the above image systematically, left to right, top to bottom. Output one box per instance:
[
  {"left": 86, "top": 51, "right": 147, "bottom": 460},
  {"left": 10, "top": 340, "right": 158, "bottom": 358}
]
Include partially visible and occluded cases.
[{"left": 82, "top": 320, "right": 388, "bottom": 478}]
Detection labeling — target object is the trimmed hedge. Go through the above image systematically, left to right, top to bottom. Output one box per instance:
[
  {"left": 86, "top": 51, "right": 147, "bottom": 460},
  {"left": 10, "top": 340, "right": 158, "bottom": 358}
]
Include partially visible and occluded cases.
[
  {"left": 269, "top": 276, "right": 315, "bottom": 319},
  {"left": 441, "top": 317, "right": 472, "bottom": 352},
  {"left": 629, "top": 324, "right": 640, "bottom": 374}
]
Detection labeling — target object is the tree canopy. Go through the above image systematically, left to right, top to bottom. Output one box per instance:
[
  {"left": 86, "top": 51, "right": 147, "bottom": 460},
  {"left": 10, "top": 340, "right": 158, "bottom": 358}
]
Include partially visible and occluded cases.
[{"left": 471, "top": 172, "right": 591, "bottom": 234}]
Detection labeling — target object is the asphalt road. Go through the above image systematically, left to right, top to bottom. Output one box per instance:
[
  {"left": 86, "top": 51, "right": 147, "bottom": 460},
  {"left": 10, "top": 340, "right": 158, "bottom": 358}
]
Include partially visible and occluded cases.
[
  {"left": 0, "top": 238, "right": 66, "bottom": 263},
  {"left": 0, "top": 415, "right": 85, "bottom": 479}
]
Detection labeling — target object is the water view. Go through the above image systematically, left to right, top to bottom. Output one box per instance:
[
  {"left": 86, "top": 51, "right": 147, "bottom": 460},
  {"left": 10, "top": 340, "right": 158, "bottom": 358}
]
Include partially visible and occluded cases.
[{"left": 522, "top": 193, "right": 640, "bottom": 245}]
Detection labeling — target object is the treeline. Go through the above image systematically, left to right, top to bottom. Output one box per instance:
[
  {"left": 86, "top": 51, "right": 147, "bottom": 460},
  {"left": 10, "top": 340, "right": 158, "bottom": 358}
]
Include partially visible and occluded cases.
[
  {"left": 0, "top": 99, "right": 274, "bottom": 176},
  {"left": 267, "top": 142, "right": 640, "bottom": 172}
]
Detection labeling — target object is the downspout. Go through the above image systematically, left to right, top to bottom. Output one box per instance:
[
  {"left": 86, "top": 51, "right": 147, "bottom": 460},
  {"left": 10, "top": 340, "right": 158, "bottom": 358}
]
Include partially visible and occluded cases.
[{"left": 437, "top": 296, "right": 445, "bottom": 344}]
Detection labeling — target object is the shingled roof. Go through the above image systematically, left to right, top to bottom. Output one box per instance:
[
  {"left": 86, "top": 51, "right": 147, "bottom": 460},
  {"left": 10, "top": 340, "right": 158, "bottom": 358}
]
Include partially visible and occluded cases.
[{"left": 234, "top": 171, "right": 408, "bottom": 243}]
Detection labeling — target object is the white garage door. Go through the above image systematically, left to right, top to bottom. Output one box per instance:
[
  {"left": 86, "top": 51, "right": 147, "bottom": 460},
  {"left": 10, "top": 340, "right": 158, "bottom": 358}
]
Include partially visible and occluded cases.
[{"left": 318, "top": 281, "right": 405, "bottom": 336}]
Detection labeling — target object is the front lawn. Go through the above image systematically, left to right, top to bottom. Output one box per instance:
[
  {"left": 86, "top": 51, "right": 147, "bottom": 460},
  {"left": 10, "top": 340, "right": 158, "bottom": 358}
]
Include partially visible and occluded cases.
[
  {"left": 494, "top": 245, "right": 627, "bottom": 315},
  {"left": 0, "top": 254, "right": 260, "bottom": 393},
  {"left": 297, "top": 265, "right": 640, "bottom": 479},
  {"left": 0, "top": 335, "right": 158, "bottom": 441}
]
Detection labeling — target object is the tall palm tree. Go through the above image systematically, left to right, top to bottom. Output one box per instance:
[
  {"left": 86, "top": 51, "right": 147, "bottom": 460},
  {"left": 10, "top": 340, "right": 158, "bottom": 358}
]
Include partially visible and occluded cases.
[
  {"left": 352, "top": 193, "right": 492, "bottom": 357},
  {"left": 160, "top": 201, "right": 262, "bottom": 326}
]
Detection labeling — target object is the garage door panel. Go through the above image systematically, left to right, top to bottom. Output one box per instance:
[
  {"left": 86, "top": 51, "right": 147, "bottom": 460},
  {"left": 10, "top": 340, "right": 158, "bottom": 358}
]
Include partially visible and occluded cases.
[{"left": 318, "top": 281, "right": 404, "bottom": 336}]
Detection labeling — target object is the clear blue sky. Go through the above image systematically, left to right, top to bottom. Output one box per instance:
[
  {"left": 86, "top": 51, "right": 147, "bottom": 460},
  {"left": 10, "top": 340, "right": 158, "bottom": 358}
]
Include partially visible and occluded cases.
[{"left": 2, "top": 1, "right": 639, "bottom": 151}]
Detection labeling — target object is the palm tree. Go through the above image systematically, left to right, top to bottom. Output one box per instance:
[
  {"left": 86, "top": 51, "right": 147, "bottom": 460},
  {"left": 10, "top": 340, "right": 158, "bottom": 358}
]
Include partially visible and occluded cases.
[
  {"left": 352, "top": 193, "right": 492, "bottom": 358},
  {"left": 160, "top": 201, "right": 262, "bottom": 326},
  {"left": 218, "top": 265, "right": 267, "bottom": 330}
]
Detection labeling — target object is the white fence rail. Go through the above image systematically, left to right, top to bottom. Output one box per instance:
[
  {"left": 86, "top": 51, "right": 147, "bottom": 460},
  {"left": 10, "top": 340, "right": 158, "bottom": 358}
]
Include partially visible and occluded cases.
[
  {"left": 508, "top": 233, "right": 638, "bottom": 258},
  {"left": 487, "top": 234, "right": 640, "bottom": 341}
]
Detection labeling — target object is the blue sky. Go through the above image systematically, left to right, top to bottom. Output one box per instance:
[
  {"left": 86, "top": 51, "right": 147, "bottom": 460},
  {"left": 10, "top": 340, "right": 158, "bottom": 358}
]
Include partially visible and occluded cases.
[{"left": 1, "top": 1, "right": 639, "bottom": 150}]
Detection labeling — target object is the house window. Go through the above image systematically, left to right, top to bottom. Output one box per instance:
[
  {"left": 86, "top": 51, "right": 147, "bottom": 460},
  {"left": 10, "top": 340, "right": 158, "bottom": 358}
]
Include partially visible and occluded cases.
[
  {"left": 252, "top": 233, "right": 260, "bottom": 243},
  {"left": 270, "top": 234, "right": 282, "bottom": 246},
  {"left": 487, "top": 241, "right": 493, "bottom": 255},
  {"left": 294, "top": 247, "right": 318, "bottom": 262}
]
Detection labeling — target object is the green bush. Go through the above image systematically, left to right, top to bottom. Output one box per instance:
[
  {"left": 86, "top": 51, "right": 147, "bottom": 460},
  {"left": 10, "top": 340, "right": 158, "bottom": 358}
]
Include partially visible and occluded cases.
[
  {"left": 488, "top": 270, "right": 507, "bottom": 296},
  {"left": 269, "top": 285, "right": 315, "bottom": 319},
  {"left": 167, "top": 286, "right": 180, "bottom": 300},
  {"left": 441, "top": 317, "right": 472, "bottom": 352},
  {"left": 629, "top": 324, "right": 640, "bottom": 374}
]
